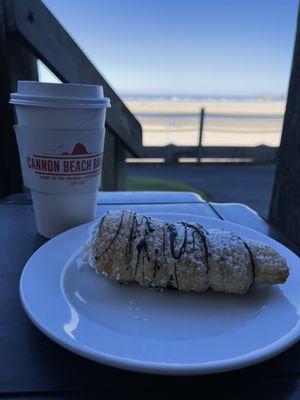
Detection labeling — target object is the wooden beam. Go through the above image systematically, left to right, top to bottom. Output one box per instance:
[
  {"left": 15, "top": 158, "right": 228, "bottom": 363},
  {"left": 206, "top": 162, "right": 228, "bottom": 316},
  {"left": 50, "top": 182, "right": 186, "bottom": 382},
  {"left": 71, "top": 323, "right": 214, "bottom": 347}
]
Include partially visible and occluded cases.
[
  {"left": 0, "top": 0, "right": 38, "bottom": 198},
  {"left": 8, "top": 0, "right": 142, "bottom": 156},
  {"left": 269, "top": 7, "right": 300, "bottom": 243},
  {"left": 101, "top": 128, "right": 126, "bottom": 191},
  {"left": 141, "top": 145, "right": 277, "bottom": 162}
]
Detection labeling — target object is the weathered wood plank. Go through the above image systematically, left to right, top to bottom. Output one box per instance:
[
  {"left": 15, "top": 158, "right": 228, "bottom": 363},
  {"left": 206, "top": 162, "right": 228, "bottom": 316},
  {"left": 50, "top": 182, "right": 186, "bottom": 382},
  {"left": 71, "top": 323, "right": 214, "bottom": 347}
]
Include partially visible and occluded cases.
[
  {"left": 0, "top": 0, "right": 38, "bottom": 198},
  {"left": 8, "top": 0, "right": 142, "bottom": 156},
  {"left": 269, "top": 8, "right": 300, "bottom": 244},
  {"left": 101, "top": 128, "right": 126, "bottom": 191},
  {"left": 101, "top": 130, "right": 116, "bottom": 191},
  {"left": 113, "top": 136, "right": 127, "bottom": 191},
  {"left": 141, "top": 145, "right": 277, "bottom": 162},
  {"left": 1, "top": 190, "right": 205, "bottom": 204},
  {"left": 96, "top": 191, "right": 205, "bottom": 204},
  {"left": 96, "top": 202, "right": 215, "bottom": 218}
]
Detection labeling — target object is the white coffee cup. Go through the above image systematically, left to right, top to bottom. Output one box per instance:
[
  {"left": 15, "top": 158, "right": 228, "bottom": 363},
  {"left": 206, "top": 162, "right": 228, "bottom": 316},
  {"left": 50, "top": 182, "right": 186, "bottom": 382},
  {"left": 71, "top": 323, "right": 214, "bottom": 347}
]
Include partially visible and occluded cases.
[
  {"left": 10, "top": 81, "right": 110, "bottom": 238},
  {"left": 10, "top": 81, "right": 110, "bottom": 129}
]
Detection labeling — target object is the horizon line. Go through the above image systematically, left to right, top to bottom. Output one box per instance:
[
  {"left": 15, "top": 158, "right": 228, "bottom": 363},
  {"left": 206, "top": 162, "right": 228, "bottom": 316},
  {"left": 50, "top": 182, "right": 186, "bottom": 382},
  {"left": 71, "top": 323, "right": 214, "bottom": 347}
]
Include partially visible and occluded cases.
[{"left": 121, "top": 93, "right": 287, "bottom": 99}]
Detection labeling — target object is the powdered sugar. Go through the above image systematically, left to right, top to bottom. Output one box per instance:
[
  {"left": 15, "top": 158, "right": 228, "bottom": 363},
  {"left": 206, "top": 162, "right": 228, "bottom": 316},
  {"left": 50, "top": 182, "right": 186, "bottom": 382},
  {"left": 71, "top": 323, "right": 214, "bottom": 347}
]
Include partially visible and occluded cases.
[{"left": 83, "top": 210, "right": 289, "bottom": 295}]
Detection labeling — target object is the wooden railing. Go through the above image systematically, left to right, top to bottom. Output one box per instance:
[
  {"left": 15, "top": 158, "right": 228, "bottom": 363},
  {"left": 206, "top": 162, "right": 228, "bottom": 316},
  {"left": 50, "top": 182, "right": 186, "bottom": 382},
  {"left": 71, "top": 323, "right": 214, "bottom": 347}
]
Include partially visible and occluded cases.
[
  {"left": 0, "top": 0, "right": 143, "bottom": 198},
  {"left": 137, "top": 108, "right": 279, "bottom": 163},
  {"left": 141, "top": 144, "right": 277, "bottom": 164}
]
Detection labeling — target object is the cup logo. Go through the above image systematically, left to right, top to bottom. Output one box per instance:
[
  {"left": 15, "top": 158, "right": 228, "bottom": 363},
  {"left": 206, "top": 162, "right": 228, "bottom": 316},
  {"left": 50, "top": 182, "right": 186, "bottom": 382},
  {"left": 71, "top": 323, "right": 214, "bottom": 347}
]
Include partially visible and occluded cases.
[
  {"left": 15, "top": 127, "right": 105, "bottom": 194},
  {"left": 26, "top": 143, "right": 102, "bottom": 181}
]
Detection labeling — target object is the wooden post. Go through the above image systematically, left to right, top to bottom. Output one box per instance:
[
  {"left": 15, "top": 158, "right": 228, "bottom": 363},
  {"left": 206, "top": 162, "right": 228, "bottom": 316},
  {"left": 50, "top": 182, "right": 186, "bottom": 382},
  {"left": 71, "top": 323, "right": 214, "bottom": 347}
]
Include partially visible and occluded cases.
[
  {"left": 0, "top": 0, "right": 38, "bottom": 198},
  {"left": 269, "top": 7, "right": 300, "bottom": 243},
  {"left": 198, "top": 107, "right": 205, "bottom": 162},
  {"left": 101, "top": 128, "right": 126, "bottom": 191}
]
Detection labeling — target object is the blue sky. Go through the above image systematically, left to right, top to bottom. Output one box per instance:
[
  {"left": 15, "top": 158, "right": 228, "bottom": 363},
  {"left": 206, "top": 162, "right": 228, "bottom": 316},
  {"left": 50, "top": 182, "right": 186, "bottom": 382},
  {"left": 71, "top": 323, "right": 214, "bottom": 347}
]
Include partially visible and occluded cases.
[{"left": 41, "top": 0, "right": 299, "bottom": 96}]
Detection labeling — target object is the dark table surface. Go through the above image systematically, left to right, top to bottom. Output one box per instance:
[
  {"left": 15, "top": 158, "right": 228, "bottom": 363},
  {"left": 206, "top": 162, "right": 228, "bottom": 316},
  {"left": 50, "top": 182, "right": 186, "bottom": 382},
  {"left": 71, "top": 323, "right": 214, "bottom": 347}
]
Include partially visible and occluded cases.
[{"left": 1, "top": 191, "right": 300, "bottom": 399}]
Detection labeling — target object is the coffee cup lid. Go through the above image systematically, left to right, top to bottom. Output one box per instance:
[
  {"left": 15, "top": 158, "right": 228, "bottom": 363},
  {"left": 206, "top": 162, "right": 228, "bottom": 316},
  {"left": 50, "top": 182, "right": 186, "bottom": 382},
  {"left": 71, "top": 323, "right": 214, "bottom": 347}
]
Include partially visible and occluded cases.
[{"left": 10, "top": 81, "right": 111, "bottom": 108}]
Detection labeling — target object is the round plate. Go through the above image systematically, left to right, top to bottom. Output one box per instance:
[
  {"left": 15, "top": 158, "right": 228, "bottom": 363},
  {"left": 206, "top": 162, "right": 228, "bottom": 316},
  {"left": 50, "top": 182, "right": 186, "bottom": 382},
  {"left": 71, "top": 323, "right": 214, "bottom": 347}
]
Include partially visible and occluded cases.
[{"left": 20, "top": 213, "right": 300, "bottom": 375}]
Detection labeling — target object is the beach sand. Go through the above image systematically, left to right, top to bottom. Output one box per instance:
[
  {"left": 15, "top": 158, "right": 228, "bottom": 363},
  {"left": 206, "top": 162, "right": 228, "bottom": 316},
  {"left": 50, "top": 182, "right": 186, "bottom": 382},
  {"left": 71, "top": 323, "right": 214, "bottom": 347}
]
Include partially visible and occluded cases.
[{"left": 125, "top": 99, "right": 285, "bottom": 147}]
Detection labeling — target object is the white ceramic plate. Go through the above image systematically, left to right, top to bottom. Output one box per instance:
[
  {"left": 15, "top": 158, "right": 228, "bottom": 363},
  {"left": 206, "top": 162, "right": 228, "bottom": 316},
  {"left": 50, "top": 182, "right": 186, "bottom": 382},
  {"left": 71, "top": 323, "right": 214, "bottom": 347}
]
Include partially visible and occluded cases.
[{"left": 20, "top": 213, "right": 300, "bottom": 375}]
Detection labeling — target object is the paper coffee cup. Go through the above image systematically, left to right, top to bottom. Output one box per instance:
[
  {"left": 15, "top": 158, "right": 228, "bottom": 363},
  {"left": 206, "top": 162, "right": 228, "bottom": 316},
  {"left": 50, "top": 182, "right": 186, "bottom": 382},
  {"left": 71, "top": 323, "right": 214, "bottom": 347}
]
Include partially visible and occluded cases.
[
  {"left": 10, "top": 81, "right": 110, "bottom": 237},
  {"left": 10, "top": 81, "right": 110, "bottom": 129},
  {"left": 15, "top": 125, "right": 105, "bottom": 237},
  {"left": 31, "top": 191, "right": 98, "bottom": 238}
]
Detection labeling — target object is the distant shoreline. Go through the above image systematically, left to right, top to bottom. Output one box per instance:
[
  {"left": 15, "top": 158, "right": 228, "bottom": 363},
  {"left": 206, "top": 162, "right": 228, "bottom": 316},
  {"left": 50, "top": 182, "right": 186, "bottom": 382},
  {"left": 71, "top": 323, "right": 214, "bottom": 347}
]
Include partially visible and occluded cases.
[
  {"left": 123, "top": 95, "right": 286, "bottom": 102},
  {"left": 124, "top": 98, "right": 284, "bottom": 148},
  {"left": 125, "top": 99, "right": 286, "bottom": 116},
  {"left": 136, "top": 113, "right": 283, "bottom": 120}
]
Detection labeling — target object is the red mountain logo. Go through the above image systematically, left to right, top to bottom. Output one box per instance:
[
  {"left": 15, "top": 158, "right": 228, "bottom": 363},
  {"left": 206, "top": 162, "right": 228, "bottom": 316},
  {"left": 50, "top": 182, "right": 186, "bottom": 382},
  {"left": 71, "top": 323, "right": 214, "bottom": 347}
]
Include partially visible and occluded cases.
[
  {"left": 62, "top": 143, "right": 89, "bottom": 155},
  {"left": 72, "top": 143, "right": 89, "bottom": 154}
]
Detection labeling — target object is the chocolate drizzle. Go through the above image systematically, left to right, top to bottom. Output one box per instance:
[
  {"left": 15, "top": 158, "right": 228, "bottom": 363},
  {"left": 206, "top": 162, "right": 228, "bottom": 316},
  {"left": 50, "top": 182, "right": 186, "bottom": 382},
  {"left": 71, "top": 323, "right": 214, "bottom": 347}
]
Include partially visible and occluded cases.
[
  {"left": 95, "top": 210, "right": 266, "bottom": 294},
  {"left": 96, "top": 210, "right": 264, "bottom": 294},
  {"left": 104, "top": 210, "right": 125, "bottom": 252},
  {"left": 98, "top": 212, "right": 109, "bottom": 237},
  {"left": 126, "top": 212, "right": 137, "bottom": 264},
  {"left": 143, "top": 216, "right": 155, "bottom": 233},
  {"left": 134, "top": 218, "right": 151, "bottom": 280},
  {"left": 185, "top": 222, "right": 210, "bottom": 273},
  {"left": 162, "top": 223, "right": 167, "bottom": 261},
  {"left": 167, "top": 223, "right": 188, "bottom": 260},
  {"left": 167, "top": 223, "right": 189, "bottom": 289},
  {"left": 166, "top": 224, "right": 177, "bottom": 287},
  {"left": 235, "top": 234, "right": 256, "bottom": 288},
  {"left": 135, "top": 237, "right": 146, "bottom": 275},
  {"left": 136, "top": 239, "right": 147, "bottom": 252},
  {"left": 242, "top": 240, "right": 256, "bottom": 288},
  {"left": 152, "top": 249, "right": 159, "bottom": 285},
  {"left": 142, "top": 251, "right": 146, "bottom": 285},
  {"left": 173, "top": 263, "right": 179, "bottom": 289}
]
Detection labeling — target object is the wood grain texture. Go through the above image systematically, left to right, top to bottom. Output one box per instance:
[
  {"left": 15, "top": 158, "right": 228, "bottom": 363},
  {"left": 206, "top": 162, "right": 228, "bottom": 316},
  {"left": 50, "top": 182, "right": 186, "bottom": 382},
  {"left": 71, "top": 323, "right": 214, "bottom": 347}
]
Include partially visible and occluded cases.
[
  {"left": 9, "top": 0, "right": 142, "bottom": 156},
  {"left": 269, "top": 8, "right": 300, "bottom": 244},
  {"left": 101, "top": 128, "right": 126, "bottom": 191}
]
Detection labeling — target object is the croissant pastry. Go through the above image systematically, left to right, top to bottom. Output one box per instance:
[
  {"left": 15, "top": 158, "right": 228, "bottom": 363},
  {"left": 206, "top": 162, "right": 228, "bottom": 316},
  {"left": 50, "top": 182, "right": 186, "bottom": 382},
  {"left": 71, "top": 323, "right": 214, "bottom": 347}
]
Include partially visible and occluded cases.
[{"left": 84, "top": 210, "right": 289, "bottom": 294}]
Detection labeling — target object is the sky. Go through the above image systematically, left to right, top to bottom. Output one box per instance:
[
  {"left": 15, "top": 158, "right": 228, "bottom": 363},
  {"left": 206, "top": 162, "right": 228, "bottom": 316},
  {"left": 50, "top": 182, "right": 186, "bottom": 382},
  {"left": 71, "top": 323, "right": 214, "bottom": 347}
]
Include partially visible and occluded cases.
[{"left": 41, "top": 0, "right": 299, "bottom": 97}]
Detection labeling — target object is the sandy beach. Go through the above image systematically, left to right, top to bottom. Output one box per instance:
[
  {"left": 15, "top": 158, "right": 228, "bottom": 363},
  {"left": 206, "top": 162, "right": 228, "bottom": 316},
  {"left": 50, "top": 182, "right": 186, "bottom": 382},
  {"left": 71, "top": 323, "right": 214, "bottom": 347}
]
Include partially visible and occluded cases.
[{"left": 125, "top": 99, "right": 285, "bottom": 147}]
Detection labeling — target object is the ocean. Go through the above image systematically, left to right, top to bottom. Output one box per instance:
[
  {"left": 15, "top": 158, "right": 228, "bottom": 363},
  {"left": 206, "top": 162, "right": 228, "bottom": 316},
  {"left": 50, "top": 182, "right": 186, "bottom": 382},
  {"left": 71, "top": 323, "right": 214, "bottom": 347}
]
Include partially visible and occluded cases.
[
  {"left": 124, "top": 96, "right": 284, "bottom": 147},
  {"left": 136, "top": 113, "right": 282, "bottom": 120}
]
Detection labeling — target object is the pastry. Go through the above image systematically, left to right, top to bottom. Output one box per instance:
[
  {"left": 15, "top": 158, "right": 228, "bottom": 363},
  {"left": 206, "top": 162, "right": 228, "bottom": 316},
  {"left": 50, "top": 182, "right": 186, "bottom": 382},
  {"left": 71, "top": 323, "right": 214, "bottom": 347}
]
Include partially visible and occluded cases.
[{"left": 83, "top": 210, "right": 289, "bottom": 294}]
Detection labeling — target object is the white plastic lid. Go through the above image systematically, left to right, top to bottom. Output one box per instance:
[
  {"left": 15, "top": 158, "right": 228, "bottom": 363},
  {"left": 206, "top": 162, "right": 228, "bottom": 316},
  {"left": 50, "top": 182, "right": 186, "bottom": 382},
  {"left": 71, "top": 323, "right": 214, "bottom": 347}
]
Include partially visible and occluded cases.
[{"left": 10, "top": 81, "right": 111, "bottom": 108}]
